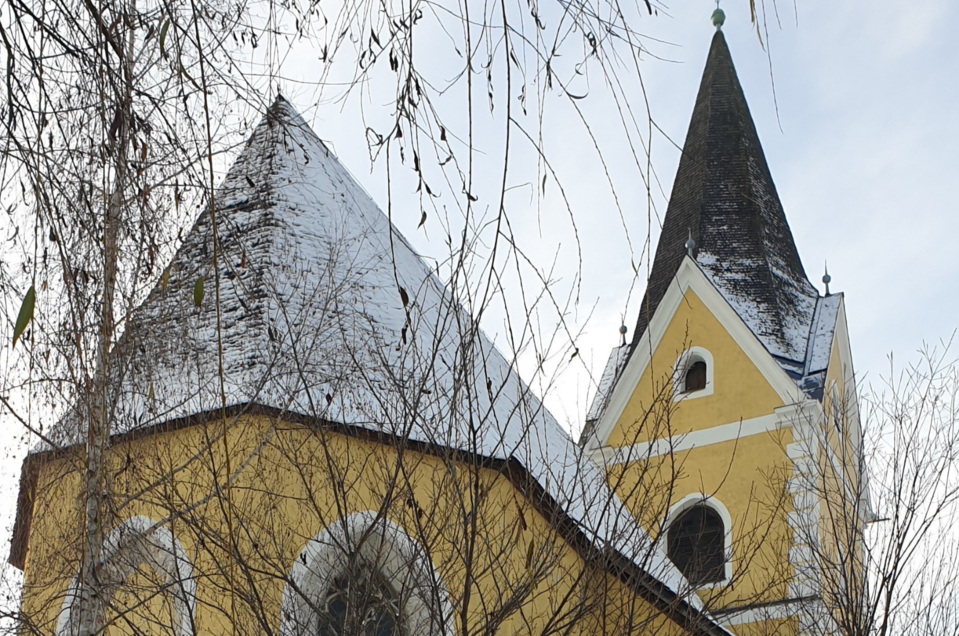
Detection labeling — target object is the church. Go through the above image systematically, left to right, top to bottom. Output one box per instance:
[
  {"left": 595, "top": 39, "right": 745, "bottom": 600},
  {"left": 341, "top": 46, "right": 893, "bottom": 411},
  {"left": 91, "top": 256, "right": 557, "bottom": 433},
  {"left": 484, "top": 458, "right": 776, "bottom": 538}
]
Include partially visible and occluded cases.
[{"left": 10, "top": 16, "right": 864, "bottom": 636}]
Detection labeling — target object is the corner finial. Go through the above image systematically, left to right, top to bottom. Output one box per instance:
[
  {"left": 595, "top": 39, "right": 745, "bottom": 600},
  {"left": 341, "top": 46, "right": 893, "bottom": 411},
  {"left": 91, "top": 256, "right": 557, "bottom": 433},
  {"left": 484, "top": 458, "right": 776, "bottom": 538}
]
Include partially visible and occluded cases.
[
  {"left": 711, "top": 1, "right": 725, "bottom": 29},
  {"left": 685, "top": 230, "right": 696, "bottom": 258},
  {"left": 822, "top": 262, "right": 832, "bottom": 296},
  {"left": 619, "top": 324, "right": 628, "bottom": 347}
]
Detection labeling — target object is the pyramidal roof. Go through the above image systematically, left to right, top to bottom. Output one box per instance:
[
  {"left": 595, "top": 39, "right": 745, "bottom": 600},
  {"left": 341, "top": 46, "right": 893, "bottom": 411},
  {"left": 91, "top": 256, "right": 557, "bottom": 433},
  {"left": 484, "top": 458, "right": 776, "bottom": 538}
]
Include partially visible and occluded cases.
[
  {"left": 631, "top": 30, "right": 821, "bottom": 369},
  {"left": 39, "top": 96, "right": 723, "bottom": 617}
]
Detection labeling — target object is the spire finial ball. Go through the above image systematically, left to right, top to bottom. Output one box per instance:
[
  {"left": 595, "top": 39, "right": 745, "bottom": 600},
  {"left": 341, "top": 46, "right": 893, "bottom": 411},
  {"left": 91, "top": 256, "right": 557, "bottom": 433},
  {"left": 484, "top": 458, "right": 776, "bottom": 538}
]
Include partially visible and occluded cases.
[
  {"left": 711, "top": 8, "right": 726, "bottom": 28},
  {"left": 619, "top": 325, "right": 628, "bottom": 336}
]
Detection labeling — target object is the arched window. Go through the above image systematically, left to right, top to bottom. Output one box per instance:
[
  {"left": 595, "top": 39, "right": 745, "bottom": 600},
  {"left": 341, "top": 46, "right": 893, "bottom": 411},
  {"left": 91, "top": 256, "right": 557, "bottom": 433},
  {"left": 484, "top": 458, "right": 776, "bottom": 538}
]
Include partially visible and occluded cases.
[
  {"left": 673, "top": 348, "right": 713, "bottom": 400},
  {"left": 684, "top": 360, "right": 707, "bottom": 393},
  {"left": 667, "top": 505, "right": 726, "bottom": 586},
  {"left": 282, "top": 512, "right": 453, "bottom": 636},
  {"left": 56, "top": 516, "right": 195, "bottom": 636},
  {"left": 317, "top": 566, "right": 404, "bottom": 636}
]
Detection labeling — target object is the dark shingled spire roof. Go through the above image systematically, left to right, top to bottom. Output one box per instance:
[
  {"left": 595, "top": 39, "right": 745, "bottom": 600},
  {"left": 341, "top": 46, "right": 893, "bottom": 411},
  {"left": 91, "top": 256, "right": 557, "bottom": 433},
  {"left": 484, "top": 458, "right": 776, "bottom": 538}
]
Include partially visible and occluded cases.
[{"left": 630, "top": 29, "right": 819, "bottom": 367}]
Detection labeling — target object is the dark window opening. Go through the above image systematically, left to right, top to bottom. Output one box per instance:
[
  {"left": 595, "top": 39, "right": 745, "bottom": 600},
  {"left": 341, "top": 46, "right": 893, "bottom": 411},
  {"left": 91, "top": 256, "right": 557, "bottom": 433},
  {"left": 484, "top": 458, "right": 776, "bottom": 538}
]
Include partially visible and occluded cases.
[
  {"left": 684, "top": 360, "right": 707, "bottom": 393},
  {"left": 667, "top": 506, "right": 725, "bottom": 586},
  {"left": 317, "top": 568, "right": 404, "bottom": 636}
]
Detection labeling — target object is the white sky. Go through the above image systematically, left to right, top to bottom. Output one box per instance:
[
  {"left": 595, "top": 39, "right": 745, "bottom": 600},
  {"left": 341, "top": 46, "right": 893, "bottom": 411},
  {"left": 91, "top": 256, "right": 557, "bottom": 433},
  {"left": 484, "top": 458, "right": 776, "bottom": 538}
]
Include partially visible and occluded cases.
[
  {"left": 2, "top": 0, "right": 958, "bottom": 595},
  {"left": 295, "top": 0, "right": 959, "bottom": 428}
]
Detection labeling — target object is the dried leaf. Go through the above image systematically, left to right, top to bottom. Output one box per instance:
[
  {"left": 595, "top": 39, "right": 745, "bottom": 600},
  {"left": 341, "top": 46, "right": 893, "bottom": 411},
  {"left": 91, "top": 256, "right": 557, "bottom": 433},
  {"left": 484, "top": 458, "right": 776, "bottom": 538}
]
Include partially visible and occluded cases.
[
  {"left": 159, "top": 18, "right": 171, "bottom": 58},
  {"left": 108, "top": 108, "right": 122, "bottom": 143},
  {"left": 193, "top": 277, "right": 204, "bottom": 307},
  {"left": 13, "top": 285, "right": 35, "bottom": 347},
  {"left": 399, "top": 286, "right": 409, "bottom": 307},
  {"left": 514, "top": 495, "right": 527, "bottom": 531}
]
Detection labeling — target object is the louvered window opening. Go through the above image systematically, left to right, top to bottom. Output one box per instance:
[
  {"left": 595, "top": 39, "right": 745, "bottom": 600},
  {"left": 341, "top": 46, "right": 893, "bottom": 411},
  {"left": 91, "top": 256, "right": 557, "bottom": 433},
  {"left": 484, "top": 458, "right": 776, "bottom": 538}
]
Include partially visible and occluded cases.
[
  {"left": 684, "top": 361, "right": 707, "bottom": 393},
  {"left": 667, "top": 506, "right": 725, "bottom": 585},
  {"left": 317, "top": 568, "right": 404, "bottom": 636}
]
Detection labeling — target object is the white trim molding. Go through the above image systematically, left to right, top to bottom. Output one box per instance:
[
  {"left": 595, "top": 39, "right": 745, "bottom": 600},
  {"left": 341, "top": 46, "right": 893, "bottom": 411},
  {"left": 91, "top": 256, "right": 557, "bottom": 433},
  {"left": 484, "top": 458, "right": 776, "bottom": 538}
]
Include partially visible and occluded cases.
[
  {"left": 586, "top": 257, "right": 804, "bottom": 452},
  {"left": 673, "top": 347, "right": 714, "bottom": 401},
  {"left": 589, "top": 413, "right": 781, "bottom": 465},
  {"left": 659, "top": 494, "right": 734, "bottom": 589},
  {"left": 280, "top": 511, "right": 454, "bottom": 636},
  {"left": 55, "top": 516, "right": 196, "bottom": 636},
  {"left": 713, "top": 596, "right": 819, "bottom": 627}
]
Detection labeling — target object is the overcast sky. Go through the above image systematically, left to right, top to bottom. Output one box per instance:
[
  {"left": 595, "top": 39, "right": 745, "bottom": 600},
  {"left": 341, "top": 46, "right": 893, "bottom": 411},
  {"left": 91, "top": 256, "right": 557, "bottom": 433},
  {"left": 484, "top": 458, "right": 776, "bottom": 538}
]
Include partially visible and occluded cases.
[
  {"left": 2, "top": 0, "right": 957, "bottom": 581},
  {"left": 299, "top": 0, "right": 959, "bottom": 428}
]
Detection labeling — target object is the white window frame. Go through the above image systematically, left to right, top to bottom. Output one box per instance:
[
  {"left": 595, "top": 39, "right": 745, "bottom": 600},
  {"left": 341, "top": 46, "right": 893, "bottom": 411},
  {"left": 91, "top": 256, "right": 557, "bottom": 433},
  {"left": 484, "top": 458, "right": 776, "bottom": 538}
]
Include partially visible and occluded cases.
[
  {"left": 673, "top": 347, "right": 714, "bottom": 401},
  {"left": 661, "top": 493, "right": 733, "bottom": 589},
  {"left": 280, "top": 511, "right": 454, "bottom": 636},
  {"left": 56, "top": 516, "right": 196, "bottom": 636}
]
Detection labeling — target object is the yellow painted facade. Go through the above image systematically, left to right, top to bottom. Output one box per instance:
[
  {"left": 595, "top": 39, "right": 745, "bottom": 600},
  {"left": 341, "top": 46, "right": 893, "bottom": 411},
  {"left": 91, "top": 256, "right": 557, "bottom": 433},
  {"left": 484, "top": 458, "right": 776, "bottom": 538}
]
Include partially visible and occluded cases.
[
  {"left": 590, "top": 273, "right": 862, "bottom": 635},
  {"left": 599, "top": 285, "right": 797, "bottom": 630},
  {"left": 606, "top": 289, "right": 785, "bottom": 448},
  {"left": 18, "top": 415, "right": 695, "bottom": 636}
]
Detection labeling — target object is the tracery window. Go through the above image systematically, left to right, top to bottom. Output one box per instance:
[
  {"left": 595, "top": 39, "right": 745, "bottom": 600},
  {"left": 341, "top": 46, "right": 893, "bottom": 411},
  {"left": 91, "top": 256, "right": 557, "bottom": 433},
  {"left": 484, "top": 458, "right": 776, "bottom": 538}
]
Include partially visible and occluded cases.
[
  {"left": 666, "top": 505, "right": 725, "bottom": 586},
  {"left": 316, "top": 567, "right": 405, "bottom": 636}
]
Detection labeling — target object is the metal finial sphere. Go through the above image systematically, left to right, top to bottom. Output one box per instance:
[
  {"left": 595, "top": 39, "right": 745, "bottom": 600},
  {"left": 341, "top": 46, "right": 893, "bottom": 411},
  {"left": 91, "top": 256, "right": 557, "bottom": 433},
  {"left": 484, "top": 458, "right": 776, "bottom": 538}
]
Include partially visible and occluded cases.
[
  {"left": 711, "top": 8, "right": 726, "bottom": 28},
  {"left": 685, "top": 231, "right": 696, "bottom": 257},
  {"left": 822, "top": 272, "right": 831, "bottom": 285},
  {"left": 619, "top": 325, "right": 628, "bottom": 335}
]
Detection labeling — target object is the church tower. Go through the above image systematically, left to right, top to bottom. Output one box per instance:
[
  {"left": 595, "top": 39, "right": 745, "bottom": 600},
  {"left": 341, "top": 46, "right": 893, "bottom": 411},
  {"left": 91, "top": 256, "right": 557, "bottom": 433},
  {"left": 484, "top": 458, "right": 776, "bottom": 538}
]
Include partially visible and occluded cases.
[{"left": 582, "top": 16, "right": 866, "bottom": 636}]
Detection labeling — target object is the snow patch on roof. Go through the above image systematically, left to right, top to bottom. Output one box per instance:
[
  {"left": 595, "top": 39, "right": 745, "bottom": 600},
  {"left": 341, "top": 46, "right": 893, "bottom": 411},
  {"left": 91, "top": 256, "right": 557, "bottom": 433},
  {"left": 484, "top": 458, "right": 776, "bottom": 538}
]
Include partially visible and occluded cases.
[
  {"left": 698, "top": 250, "right": 818, "bottom": 364},
  {"left": 805, "top": 294, "right": 842, "bottom": 375},
  {"left": 586, "top": 345, "right": 629, "bottom": 423}
]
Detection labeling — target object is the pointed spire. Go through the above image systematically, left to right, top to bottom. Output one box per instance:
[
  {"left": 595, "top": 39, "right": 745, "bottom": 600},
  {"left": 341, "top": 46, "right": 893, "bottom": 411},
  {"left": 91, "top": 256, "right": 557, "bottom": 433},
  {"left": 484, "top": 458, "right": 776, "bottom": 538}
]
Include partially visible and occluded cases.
[{"left": 630, "top": 29, "right": 818, "bottom": 364}]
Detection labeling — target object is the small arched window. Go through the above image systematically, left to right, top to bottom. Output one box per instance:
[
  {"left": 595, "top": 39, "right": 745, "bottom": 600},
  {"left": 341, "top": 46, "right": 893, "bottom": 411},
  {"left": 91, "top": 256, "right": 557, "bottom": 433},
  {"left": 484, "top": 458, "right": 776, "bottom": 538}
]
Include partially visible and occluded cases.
[
  {"left": 673, "top": 348, "right": 713, "bottom": 400},
  {"left": 684, "top": 360, "right": 707, "bottom": 393},
  {"left": 667, "top": 505, "right": 726, "bottom": 586},
  {"left": 317, "top": 567, "right": 404, "bottom": 636}
]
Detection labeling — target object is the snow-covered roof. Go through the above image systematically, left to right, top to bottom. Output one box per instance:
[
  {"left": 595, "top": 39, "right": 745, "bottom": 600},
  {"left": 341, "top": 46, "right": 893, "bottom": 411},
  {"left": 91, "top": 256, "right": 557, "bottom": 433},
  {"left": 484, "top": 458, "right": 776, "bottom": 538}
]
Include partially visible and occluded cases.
[
  {"left": 37, "top": 97, "right": 724, "bottom": 623},
  {"left": 805, "top": 294, "right": 842, "bottom": 376},
  {"left": 586, "top": 344, "right": 629, "bottom": 423}
]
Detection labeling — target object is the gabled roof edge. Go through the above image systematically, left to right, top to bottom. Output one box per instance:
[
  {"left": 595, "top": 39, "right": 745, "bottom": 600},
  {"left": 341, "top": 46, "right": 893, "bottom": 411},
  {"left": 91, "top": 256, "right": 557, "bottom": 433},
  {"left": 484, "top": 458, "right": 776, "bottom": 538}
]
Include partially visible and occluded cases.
[{"left": 585, "top": 257, "right": 804, "bottom": 450}]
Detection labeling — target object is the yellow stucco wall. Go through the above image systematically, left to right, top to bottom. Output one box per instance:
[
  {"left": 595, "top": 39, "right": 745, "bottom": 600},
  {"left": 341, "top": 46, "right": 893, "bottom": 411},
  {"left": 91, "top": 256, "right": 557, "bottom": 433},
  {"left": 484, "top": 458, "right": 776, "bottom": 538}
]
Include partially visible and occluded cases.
[
  {"left": 600, "top": 286, "right": 807, "bottom": 636},
  {"left": 606, "top": 290, "right": 784, "bottom": 449},
  {"left": 19, "top": 415, "right": 689, "bottom": 636},
  {"left": 610, "top": 432, "right": 794, "bottom": 608}
]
